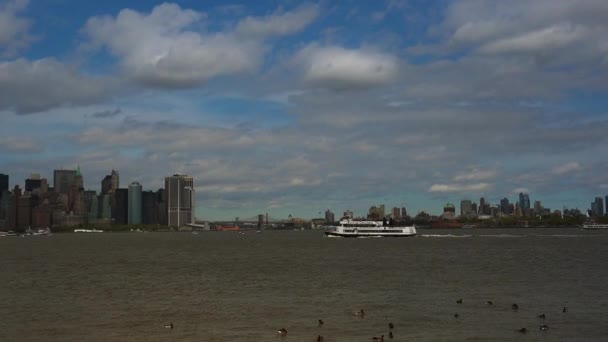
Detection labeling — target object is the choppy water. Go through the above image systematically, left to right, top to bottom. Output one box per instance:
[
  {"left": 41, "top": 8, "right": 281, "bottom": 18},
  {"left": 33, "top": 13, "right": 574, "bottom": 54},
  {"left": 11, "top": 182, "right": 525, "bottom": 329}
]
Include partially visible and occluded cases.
[{"left": 1, "top": 228, "right": 607, "bottom": 342}]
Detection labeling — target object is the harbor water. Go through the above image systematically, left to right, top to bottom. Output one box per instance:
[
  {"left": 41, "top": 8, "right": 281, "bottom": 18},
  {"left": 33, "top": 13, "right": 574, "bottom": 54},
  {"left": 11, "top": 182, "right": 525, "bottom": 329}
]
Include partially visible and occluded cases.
[{"left": 1, "top": 228, "right": 607, "bottom": 341}]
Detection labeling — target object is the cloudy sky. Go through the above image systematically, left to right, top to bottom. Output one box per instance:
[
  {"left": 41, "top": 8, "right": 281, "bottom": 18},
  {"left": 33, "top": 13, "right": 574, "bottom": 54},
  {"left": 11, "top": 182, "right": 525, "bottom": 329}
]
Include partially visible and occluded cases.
[{"left": 1, "top": 0, "right": 608, "bottom": 220}]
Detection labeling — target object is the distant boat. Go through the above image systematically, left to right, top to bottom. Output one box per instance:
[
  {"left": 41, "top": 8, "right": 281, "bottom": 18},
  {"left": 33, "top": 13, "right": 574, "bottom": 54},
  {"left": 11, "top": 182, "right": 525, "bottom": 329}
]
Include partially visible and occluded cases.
[
  {"left": 325, "top": 219, "right": 416, "bottom": 238},
  {"left": 581, "top": 223, "right": 608, "bottom": 230},
  {"left": 74, "top": 229, "right": 104, "bottom": 233}
]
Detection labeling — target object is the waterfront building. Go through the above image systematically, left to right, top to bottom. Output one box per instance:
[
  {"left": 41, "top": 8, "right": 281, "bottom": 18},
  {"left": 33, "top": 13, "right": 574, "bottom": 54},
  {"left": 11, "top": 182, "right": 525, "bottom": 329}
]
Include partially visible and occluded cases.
[
  {"left": 53, "top": 169, "right": 77, "bottom": 194},
  {"left": 101, "top": 169, "right": 119, "bottom": 195},
  {"left": 0, "top": 173, "right": 8, "bottom": 195},
  {"left": 25, "top": 174, "right": 42, "bottom": 192},
  {"left": 165, "top": 174, "right": 195, "bottom": 227},
  {"left": 128, "top": 182, "right": 142, "bottom": 225},
  {"left": 7, "top": 186, "right": 21, "bottom": 230},
  {"left": 156, "top": 188, "right": 168, "bottom": 226},
  {"left": 112, "top": 189, "right": 129, "bottom": 225},
  {"left": 142, "top": 191, "right": 158, "bottom": 225},
  {"left": 519, "top": 193, "right": 530, "bottom": 211},
  {"left": 98, "top": 194, "right": 111, "bottom": 220},
  {"left": 606, "top": 195, "right": 608, "bottom": 215},
  {"left": 500, "top": 197, "right": 510, "bottom": 214},
  {"left": 591, "top": 197, "right": 604, "bottom": 217},
  {"left": 460, "top": 200, "right": 472, "bottom": 217},
  {"left": 534, "top": 201, "right": 544, "bottom": 216},
  {"left": 471, "top": 202, "right": 477, "bottom": 215},
  {"left": 442, "top": 203, "right": 456, "bottom": 220},
  {"left": 32, "top": 204, "right": 52, "bottom": 228},
  {"left": 368, "top": 204, "right": 385, "bottom": 220},
  {"left": 391, "top": 207, "right": 401, "bottom": 220},
  {"left": 401, "top": 207, "right": 407, "bottom": 218},
  {"left": 325, "top": 209, "right": 335, "bottom": 223}
]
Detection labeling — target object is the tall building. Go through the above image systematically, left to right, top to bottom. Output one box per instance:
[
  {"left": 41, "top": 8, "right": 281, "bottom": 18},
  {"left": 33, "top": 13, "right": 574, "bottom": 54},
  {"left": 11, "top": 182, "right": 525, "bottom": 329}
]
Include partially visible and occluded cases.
[
  {"left": 53, "top": 169, "right": 77, "bottom": 194},
  {"left": 101, "top": 169, "right": 119, "bottom": 195},
  {"left": 0, "top": 173, "right": 8, "bottom": 195},
  {"left": 25, "top": 174, "right": 42, "bottom": 192},
  {"left": 165, "top": 174, "right": 195, "bottom": 227},
  {"left": 128, "top": 182, "right": 142, "bottom": 225},
  {"left": 112, "top": 189, "right": 129, "bottom": 225},
  {"left": 142, "top": 191, "right": 158, "bottom": 225},
  {"left": 519, "top": 193, "right": 530, "bottom": 210},
  {"left": 606, "top": 195, "right": 608, "bottom": 215},
  {"left": 500, "top": 197, "right": 510, "bottom": 214},
  {"left": 591, "top": 197, "right": 604, "bottom": 217},
  {"left": 460, "top": 200, "right": 473, "bottom": 217},
  {"left": 534, "top": 201, "right": 543, "bottom": 216},
  {"left": 471, "top": 202, "right": 477, "bottom": 215},
  {"left": 442, "top": 203, "right": 456, "bottom": 220},
  {"left": 368, "top": 204, "right": 385, "bottom": 220},
  {"left": 391, "top": 207, "right": 401, "bottom": 220},
  {"left": 401, "top": 207, "right": 407, "bottom": 218},
  {"left": 325, "top": 209, "right": 335, "bottom": 223},
  {"left": 343, "top": 210, "right": 353, "bottom": 219}
]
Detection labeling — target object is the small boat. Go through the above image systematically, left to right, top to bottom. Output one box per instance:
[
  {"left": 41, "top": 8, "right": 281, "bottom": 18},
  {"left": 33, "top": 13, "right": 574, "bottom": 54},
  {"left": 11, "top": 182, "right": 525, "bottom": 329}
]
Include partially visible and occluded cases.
[
  {"left": 325, "top": 219, "right": 416, "bottom": 238},
  {"left": 581, "top": 223, "right": 608, "bottom": 230},
  {"left": 74, "top": 229, "right": 104, "bottom": 233}
]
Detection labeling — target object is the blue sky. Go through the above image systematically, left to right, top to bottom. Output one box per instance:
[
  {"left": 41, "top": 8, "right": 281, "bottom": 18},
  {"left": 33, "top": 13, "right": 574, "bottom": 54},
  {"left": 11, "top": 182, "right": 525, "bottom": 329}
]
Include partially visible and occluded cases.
[{"left": 1, "top": 0, "right": 608, "bottom": 220}]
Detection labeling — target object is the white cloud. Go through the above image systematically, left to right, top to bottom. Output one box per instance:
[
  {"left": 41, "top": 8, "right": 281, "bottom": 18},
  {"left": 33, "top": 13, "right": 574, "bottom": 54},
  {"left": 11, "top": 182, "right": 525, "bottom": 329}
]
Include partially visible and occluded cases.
[
  {"left": 0, "top": 0, "right": 31, "bottom": 56},
  {"left": 84, "top": 3, "right": 262, "bottom": 88},
  {"left": 235, "top": 3, "right": 318, "bottom": 38},
  {"left": 479, "top": 24, "right": 586, "bottom": 55},
  {"left": 294, "top": 44, "right": 398, "bottom": 90},
  {"left": 0, "top": 58, "right": 112, "bottom": 114},
  {"left": 552, "top": 162, "right": 582, "bottom": 175},
  {"left": 453, "top": 168, "right": 497, "bottom": 181},
  {"left": 428, "top": 183, "right": 490, "bottom": 193},
  {"left": 512, "top": 187, "right": 530, "bottom": 194}
]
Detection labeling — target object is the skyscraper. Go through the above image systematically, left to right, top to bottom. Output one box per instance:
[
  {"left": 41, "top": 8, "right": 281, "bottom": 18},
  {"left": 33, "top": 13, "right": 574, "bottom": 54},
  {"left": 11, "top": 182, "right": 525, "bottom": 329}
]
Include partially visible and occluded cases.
[
  {"left": 53, "top": 169, "right": 77, "bottom": 194},
  {"left": 101, "top": 169, "right": 119, "bottom": 195},
  {"left": 0, "top": 174, "right": 8, "bottom": 195},
  {"left": 25, "top": 174, "right": 42, "bottom": 192},
  {"left": 165, "top": 174, "right": 195, "bottom": 227},
  {"left": 128, "top": 182, "right": 142, "bottom": 224},
  {"left": 112, "top": 189, "right": 128, "bottom": 225},
  {"left": 142, "top": 191, "right": 158, "bottom": 225},
  {"left": 519, "top": 193, "right": 530, "bottom": 210},
  {"left": 500, "top": 197, "right": 510, "bottom": 214},
  {"left": 592, "top": 197, "right": 604, "bottom": 217},
  {"left": 460, "top": 200, "right": 472, "bottom": 217},
  {"left": 325, "top": 209, "right": 335, "bottom": 223}
]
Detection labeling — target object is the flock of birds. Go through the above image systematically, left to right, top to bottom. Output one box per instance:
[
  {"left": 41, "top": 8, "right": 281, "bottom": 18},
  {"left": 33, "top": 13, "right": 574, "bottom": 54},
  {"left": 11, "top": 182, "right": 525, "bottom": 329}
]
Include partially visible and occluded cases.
[{"left": 161, "top": 301, "right": 569, "bottom": 340}]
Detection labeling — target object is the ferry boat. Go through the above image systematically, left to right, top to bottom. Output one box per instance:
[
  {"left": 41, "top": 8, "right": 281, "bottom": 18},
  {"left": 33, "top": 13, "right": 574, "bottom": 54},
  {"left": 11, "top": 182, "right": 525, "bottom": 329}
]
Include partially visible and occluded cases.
[
  {"left": 325, "top": 219, "right": 416, "bottom": 238},
  {"left": 581, "top": 223, "right": 608, "bottom": 230}
]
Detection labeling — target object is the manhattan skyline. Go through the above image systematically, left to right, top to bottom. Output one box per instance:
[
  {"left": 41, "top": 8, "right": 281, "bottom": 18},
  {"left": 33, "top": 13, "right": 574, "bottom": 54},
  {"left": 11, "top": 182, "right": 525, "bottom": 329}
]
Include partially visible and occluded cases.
[{"left": 1, "top": 0, "right": 608, "bottom": 220}]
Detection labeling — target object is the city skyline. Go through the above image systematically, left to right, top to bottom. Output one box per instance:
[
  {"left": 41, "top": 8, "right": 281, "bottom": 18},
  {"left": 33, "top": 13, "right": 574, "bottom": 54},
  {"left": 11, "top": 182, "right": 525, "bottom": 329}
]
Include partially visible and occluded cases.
[{"left": 1, "top": 0, "right": 608, "bottom": 220}]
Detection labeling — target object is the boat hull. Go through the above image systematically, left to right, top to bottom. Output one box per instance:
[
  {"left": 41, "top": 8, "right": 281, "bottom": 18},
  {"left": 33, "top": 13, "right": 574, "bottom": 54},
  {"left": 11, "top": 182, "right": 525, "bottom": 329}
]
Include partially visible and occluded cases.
[{"left": 325, "top": 231, "right": 416, "bottom": 238}]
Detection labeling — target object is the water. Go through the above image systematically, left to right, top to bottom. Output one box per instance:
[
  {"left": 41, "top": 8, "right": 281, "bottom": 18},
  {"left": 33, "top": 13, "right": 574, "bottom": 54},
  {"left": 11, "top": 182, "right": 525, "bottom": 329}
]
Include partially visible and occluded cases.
[{"left": 1, "top": 228, "right": 607, "bottom": 342}]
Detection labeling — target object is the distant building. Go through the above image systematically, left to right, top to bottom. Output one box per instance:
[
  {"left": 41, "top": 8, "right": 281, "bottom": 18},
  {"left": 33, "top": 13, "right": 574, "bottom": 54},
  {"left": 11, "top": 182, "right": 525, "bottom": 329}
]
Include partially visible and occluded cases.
[
  {"left": 53, "top": 169, "right": 77, "bottom": 194},
  {"left": 101, "top": 169, "right": 119, "bottom": 195},
  {"left": 0, "top": 174, "right": 8, "bottom": 195},
  {"left": 25, "top": 174, "right": 42, "bottom": 192},
  {"left": 165, "top": 174, "right": 195, "bottom": 227},
  {"left": 128, "top": 182, "right": 142, "bottom": 225},
  {"left": 112, "top": 189, "right": 128, "bottom": 225},
  {"left": 142, "top": 191, "right": 158, "bottom": 225},
  {"left": 519, "top": 193, "right": 530, "bottom": 211},
  {"left": 98, "top": 194, "right": 111, "bottom": 220},
  {"left": 606, "top": 195, "right": 608, "bottom": 215},
  {"left": 500, "top": 197, "right": 510, "bottom": 215},
  {"left": 591, "top": 197, "right": 604, "bottom": 217},
  {"left": 460, "top": 200, "right": 473, "bottom": 217},
  {"left": 534, "top": 200, "right": 543, "bottom": 216},
  {"left": 471, "top": 202, "right": 477, "bottom": 215},
  {"left": 442, "top": 203, "right": 456, "bottom": 220},
  {"left": 368, "top": 204, "right": 385, "bottom": 220},
  {"left": 391, "top": 207, "right": 401, "bottom": 220},
  {"left": 401, "top": 207, "right": 407, "bottom": 218},
  {"left": 325, "top": 209, "right": 335, "bottom": 223},
  {"left": 343, "top": 210, "right": 353, "bottom": 219}
]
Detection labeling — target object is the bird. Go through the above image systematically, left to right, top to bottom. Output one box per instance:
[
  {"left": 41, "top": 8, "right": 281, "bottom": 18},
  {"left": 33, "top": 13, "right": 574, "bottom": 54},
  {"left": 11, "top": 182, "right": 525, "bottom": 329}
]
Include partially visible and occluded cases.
[
  {"left": 456, "top": 298, "right": 463, "bottom": 304},
  {"left": 486, "top": 301, "right": 493, "bottom": 305},
  {"left": 512, "top": 304, "right": 519, "bottom": 311},
  {"left": 563, "top": 306, "right": 568, "bottom": 313},
  {"left": 354, "top": 309, "right": 365, "bottom": 318},
  {"left": 454, "top": 313, "right": 459, "bottom": 318},
  {"left": 537, "top": 314, "right": 546, "bottom": 319},
  {"left": 318, "top": 319, "right": 324, "bottom": 327},
  {"left": 388, "top": 322, "right": 394, "bottom": 330},
  {"left": 164, "top": 323, "right": 173, "bottom": 329},
  {"left": 540, "top": 324, "right": 549, "bottom": 331},
  {"left": 277, "top": 328, "right": 288, "bottom": 336},
  {"left": 517, "top": 328, "right": 528, "bottom": 334},
  {"left": 388, "top": 331, "right": 394, "bottom": 339},
  {"left": 316, "top": 335, "right": 324, "bottom": 342},
  {"left": 372, "top": 335, "right": 384, "bottom": 342}
]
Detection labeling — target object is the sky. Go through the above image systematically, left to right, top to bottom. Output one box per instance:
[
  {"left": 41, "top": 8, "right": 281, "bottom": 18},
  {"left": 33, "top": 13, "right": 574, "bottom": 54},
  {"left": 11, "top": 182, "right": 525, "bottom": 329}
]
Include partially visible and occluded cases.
[{"left": 1, "top": 0, "right": 608, "bottom": 220}]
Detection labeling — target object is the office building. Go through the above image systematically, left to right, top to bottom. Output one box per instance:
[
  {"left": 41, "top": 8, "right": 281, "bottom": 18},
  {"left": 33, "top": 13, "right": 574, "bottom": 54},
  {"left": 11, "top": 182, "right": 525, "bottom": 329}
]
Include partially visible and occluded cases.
[
  {"left": 101, "top": 169, "right": 119, "bottom": 195},
  {"left": 0, "top": 173, "right": 8, "bottom": 195},
  {"left": 25, "top": 174, "right": 42, "bottom": 192},
  {"left": 165, "top": 174, "right": 195, "bottom": 227},
  {"left": 128, "top": 182, "right": 142, "bottom": 224},
  {"left": 112, "top": 189, "right": 128, "bottom": 225},
  {"left": 142, "top": 191, "right": 158, "bottom": 225},
  {"left": 519, "top": 193, "right": 530, "bottom": 211},
  {"left": 500, "top": 197, "right": 510, "bottom": 215},
  {"left": 591, "top": 197, "right": 604, "bottom": 217},
  {"left": 460, "top": 200, "right": 472, "bottom": 217},
  {"left": 442, "top": 203, "right": 456, "bottom": 220},
  {"left": 391, "top": 207, "right": 401, "bottom": 220},
  {"left": 325, "top": 209, "right": 335, "bottom": 223}
]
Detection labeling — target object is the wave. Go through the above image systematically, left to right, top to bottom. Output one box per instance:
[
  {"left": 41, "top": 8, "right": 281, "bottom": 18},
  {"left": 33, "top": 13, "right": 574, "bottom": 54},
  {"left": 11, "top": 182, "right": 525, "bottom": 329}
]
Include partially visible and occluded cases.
[
  {"left": 420, "top": 234, "right": 472, "bottom": 238},
  {"left": 479, "top": 234, "right": 526, "bottom": 238}
]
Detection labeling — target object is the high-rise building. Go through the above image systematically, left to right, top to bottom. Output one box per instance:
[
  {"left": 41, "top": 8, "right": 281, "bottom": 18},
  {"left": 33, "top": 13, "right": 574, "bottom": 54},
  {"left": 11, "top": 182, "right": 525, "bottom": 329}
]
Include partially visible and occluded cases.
[
  {"left": 53, "top": 169, "right": 77, "bottom": 194},
  {"left": 101, "top": 169, "right": 119, "bottom": 195},
  {"left": 0, "top": 174, "right": 8, "bottom": 195},
  {"left": 25, "top": 174, "right": 42, "bottom": 192},
  {"left": 165, "top": 174, "right": 195, "bottom": 227},
  {"left": 128, "top": 182, "right": 142, "bottom": 225},
  {"left": 112, "top": 189, "right": 129, "bottom": 225},
  {"left": 142, "top": 191, "right": 158, "bottom": 225},
  {"left": 519, "top": 193, "right": 530, "bottom": 210},
  {"left": 98, "top": 194, "right": 111, "bottom": 220},
  {"left": 605, "top": 195, "right": 608, "bottom": 215},
  {"left": 591, "top": 197, "right": 604, "bottom": 217},
  {"left": 500, "top": 198, "right": 510, "bottom": 214},
  {"left": 460, "top": 200, "right": 472, "bottom": 217},
  {"left": 534, "top": 201, "right": 543, "bottom": 216},
  {"left": 471, "top": 202, "right": 477, "bottom": 215},
  {"left": 442, "top": 203, "right": 456, "bottom": 220},
  {"left": 368, "top": 204, "right": 385, "bottom": 220},
  {"left": 391, "top": 207, "right": 401, "bottom": 220},
  {"left": 401, "top": 207, "right": 407, "bottom": 218},
  {"left": 325, "top": 209, "right": 335, "bottom": 223},
  {"left": 343, "top": 210, "right": 354, "bottom": 219}
]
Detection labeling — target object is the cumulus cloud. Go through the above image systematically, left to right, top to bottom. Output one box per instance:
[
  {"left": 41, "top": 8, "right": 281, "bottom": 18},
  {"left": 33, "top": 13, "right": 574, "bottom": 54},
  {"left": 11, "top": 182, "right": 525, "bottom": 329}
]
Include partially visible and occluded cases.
[
  {"left": 0, "top": 0, "right": 31, "bottom": 56},
  {"left": 235, "top": 3, "right": 318, "bottom": 38},
  {"left": 294, "top": 44, "right": 398, "bottom": 90},
  {"left": 0, "top": 58, "right": 113, "bottom": 114},
  {"left": 552, "top": 162, "right": 582, "bottom": 175},
  {"left": 428, "top": 183, "right": 490, "bottom": 193}
]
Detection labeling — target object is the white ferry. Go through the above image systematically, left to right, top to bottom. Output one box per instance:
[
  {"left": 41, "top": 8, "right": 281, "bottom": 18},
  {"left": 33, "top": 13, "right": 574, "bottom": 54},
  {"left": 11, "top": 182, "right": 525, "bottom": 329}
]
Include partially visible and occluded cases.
[
  {"left": 325, "top": 219, "right": 416, "bottom": 238},
  {"left": 581, "top": 223, "right": 608, "bottom": 230}
]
